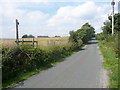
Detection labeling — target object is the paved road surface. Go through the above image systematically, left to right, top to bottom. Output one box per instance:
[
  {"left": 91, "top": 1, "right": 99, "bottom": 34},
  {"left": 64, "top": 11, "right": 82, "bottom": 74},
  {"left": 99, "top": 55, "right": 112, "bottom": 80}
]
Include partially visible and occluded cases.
[{"left": 13, "top": 39, "right": 104, "bottom": 88}]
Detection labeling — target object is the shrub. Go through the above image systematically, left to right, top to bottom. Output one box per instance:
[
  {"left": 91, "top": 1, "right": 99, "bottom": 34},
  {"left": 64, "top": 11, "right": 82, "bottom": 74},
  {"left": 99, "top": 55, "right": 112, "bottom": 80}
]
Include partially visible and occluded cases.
[
  {"left": 95, "top": 33, "right": 105, "bottom": 40},
  {"left": 2, "top": 42, "right": 81, "bottom": 85}
]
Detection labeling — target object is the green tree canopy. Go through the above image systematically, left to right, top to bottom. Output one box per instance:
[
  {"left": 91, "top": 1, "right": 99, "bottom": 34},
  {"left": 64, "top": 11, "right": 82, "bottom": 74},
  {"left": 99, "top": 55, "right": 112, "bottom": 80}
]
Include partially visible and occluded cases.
[
  {"left": 102, "top": 13, "right": 120, "bottom": 36},
  {"left": 69, "top": 23, "right": 95, "bottom": 44},
  {"left": 22, "top": 34, "right": 35, "bottom": 38}
]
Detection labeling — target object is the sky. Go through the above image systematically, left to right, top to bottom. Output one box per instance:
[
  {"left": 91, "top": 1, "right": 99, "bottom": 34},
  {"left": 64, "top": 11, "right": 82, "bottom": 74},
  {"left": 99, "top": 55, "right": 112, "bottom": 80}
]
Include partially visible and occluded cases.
[{"left": 0, "top": 0, "right": 119, "bottom": 39}]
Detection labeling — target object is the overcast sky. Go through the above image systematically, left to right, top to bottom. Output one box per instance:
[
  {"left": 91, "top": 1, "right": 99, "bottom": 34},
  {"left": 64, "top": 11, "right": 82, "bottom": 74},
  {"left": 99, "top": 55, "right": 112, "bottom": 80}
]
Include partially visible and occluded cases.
[{"left": 0, "top": 0, "right": 119, "bottom": 39}]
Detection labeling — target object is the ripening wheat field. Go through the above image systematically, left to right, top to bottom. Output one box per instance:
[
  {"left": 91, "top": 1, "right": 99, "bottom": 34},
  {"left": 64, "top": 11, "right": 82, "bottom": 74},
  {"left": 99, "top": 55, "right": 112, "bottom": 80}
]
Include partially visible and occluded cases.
[{"left": 0, "top": 37, "right": 69, "bottom": 48}]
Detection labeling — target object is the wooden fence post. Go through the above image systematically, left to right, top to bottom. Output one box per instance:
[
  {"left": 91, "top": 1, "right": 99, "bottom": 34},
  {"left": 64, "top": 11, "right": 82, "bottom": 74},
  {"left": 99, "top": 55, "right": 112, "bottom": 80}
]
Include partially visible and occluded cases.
[
  {"left": 22, "top": 38, "right": 24, "bottom": 45},
  {"left": 32, "top": 38, "right": 34, "bottom": 47},
  {"left": 36, "top": 41, "right": 38, "bottom": 47}
]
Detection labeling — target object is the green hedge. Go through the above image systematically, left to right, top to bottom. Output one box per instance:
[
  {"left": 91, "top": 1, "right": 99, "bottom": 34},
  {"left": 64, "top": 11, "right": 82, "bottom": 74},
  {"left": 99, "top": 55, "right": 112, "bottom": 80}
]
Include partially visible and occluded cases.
[{"left": 2, "top": 42, "right": 82, "bottom": 88}]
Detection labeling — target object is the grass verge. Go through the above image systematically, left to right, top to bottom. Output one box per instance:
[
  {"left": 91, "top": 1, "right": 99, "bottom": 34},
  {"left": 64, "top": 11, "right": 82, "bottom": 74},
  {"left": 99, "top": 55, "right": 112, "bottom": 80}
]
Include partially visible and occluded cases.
[{"left": 98, "top": 41, "right": 118, "bottom": 88}]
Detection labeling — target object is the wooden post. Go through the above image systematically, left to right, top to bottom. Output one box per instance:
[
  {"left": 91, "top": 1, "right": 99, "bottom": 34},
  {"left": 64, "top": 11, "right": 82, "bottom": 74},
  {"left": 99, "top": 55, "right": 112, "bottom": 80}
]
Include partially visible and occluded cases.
[
  {"left": 16, "top": 19, "right": 19, "bottom": 45},
  {"left": 22, "top": 38, "right": 24, "bottom": 45},
  {"left": 32, "top": 38, "right": 34, "bottom": 47},
  {"left": 36, "top": 41, "right": 38, "bottom": 47}
]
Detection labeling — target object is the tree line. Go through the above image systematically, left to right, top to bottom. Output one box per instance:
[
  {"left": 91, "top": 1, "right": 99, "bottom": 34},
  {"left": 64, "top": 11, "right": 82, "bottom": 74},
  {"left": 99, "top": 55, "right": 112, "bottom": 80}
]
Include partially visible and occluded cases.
[{"left": 96, "top": 13, "right": 120, "bottom": 40}]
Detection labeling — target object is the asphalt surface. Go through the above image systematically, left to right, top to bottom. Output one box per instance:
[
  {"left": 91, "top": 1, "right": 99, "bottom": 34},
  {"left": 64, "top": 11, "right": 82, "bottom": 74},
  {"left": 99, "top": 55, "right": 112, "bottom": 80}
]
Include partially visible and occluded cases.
[{"left": 13, "top": 39, "right": 103, "bottom": 88}]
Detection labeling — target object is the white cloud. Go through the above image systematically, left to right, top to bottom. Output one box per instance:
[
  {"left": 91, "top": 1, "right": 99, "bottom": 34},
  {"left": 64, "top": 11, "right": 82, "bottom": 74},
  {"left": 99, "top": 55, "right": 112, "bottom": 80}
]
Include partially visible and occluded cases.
[
  {"left": 0, "top": 0, "right": 49, "bottom": 3},
  {"left": 1, "top": 0, "right": 120, "bottom": 3},
  {"left": 1, "top": 1, "right": 117, "bottom": 38},
  {"left": 0, "top": 2, "right": 49, "bottom": 38},
  {"left": 47, "top": 2, "right": 111, "bottom": 34},
  {"left": 48, "top": 2, "right": 97, "bottom": 25}
]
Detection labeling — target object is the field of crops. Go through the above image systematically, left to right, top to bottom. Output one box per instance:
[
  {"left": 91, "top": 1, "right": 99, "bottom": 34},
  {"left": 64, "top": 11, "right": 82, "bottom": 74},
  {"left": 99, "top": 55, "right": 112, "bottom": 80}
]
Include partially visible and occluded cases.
[{"left": 0, "top": 37, "right": 69, "bottom": 48}]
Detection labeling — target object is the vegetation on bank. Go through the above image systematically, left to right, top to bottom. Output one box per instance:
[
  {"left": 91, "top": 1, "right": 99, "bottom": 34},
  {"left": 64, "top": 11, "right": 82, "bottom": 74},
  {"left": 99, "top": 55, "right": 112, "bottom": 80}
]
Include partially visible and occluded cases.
[
  {"left": 96, "top": 13, "right": 120, "bottom": 88},
  {"left": 2, "top": 23, "right": 95, "bottom": 89},
  {"left": 98, "top": 40, "right": 118, "bottom": 88},
  {"left": 2, "top": 43, "right": 80, "bottom": 88}
]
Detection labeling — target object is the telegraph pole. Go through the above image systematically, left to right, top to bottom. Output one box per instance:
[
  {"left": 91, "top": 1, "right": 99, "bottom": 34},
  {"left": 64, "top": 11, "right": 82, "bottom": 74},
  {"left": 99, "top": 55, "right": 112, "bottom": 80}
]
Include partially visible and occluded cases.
[
  {"left": 111, "top": 0, "right": 115, "bottom": 35},
  {"left": 16, "top": 19, "right": 19, "bottom": 45}
]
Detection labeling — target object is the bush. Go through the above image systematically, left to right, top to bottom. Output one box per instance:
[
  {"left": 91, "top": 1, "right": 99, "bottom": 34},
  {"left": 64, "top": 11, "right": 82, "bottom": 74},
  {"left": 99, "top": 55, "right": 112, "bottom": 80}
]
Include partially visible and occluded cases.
[
  {"left": 69, "top": 23, "right": 95, "bottom": 44},
  {"left": 95, "top": 33, "right": 105, "bottom": 40},
  {"left": 2, "top": 42, "right": 81, "bottom": 85}
]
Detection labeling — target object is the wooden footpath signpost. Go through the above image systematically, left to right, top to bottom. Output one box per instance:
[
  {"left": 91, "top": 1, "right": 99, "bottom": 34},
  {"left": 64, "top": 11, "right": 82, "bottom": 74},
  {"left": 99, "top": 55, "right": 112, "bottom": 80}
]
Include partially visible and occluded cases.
[
  {"left": 15, "top": 19, "right": 38, "bottom": 47},
  {"left": 16, "top": 19, "right": 19, "bottom": 45}
]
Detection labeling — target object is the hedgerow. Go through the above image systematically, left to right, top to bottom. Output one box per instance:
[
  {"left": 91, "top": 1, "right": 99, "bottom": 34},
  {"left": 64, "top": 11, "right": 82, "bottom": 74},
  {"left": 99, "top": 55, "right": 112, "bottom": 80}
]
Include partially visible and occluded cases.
[{"left": 2, "top": 42, "right": 82, "bottom": 88}]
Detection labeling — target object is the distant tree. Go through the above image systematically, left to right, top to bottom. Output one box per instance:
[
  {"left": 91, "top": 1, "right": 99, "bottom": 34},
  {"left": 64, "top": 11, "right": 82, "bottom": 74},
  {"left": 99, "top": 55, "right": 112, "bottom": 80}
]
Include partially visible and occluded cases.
[
  {"left": 96, "top": 13, "right": 120, "bottom": 41},
  {"left": 102, "top": 13, "right": 120, "bottom": 36},
  {"left": 22, "top": 34, "right": 28, "bottom": 38},
  {"left": 22, "top": 34, "right": 35, "bottom": 38},
  {"left": 28, "top": 34, "right": 35, "bottom": 38},
  {"left": 55, "top": 36, "right": 61, "bottom": 37}
]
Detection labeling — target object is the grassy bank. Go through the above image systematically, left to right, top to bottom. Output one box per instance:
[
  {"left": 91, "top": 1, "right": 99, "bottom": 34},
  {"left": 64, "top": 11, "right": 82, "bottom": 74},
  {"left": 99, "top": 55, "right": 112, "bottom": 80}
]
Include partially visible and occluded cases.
[
  {"left": 98, "top": 41, "right": 118, "bottom": 88},
  {"left": 2, "top": 42, "right": 83, "bottom": 89},
  {"left": 3, "top": 51, "right": 76, "bottom": 89}
]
